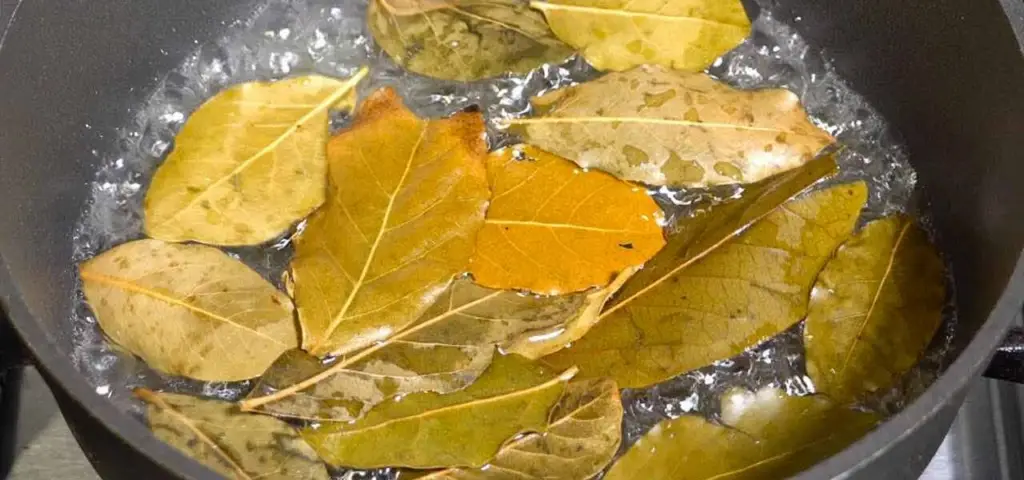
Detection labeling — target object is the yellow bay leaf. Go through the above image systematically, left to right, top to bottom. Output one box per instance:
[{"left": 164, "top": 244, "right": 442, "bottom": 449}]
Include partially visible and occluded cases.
[
  {"left": 368, "top": 0, "right": 573, "bottom": 81},
  {"left": 380, "top": 0, "right": 453, "bottom": 15},
  {"left": 531, "top": 0, "right": 751, "bottom": 72},
  {"left": 507, "top": 66, "right": 833, "bottom": 188},
  {"left": 145, "top": 71, "right": 367, "bottom": 246},
  {"left": 293, "top": 87, "right": 490, "bottom": 358},
  {"left": 471, "top": 145, "right": 664, "bottom": 294},
  {"left": 544, "top": 159, "right": 866, "bottom": 388},
  {"left": 805, "top": 215, "right": 946, "bottom": 404},
  {"left": 80, "top": 239, "right": 297, "bottom": 382},
  {"left": 239, "top": 272, "right": 630, "bottom": 420},
  {"left": 301, "top": 354, "right": 576, "bottom": 469},
  {"left": 415, "top": 378, "right": 622, "bottom": 480},
  {"left": 604, "top": 388, "right": 879, "bottom": 480},
  {"left": 136, "top": 389, "right": 329, "bottom": 480}
]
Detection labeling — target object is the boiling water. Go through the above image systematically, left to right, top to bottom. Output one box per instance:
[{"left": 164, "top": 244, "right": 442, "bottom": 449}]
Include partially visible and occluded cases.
[{"left": 69, "top": 0, "right": 952, "bottom": 477}]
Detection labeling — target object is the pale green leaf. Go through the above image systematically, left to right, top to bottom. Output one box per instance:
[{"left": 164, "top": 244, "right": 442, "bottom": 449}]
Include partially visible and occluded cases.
[
  {"left": 368, "top": 0, "right": 573, "bottom": 81},
  {"left": 531, "top": 0, "right": 751, "bottom": 72},
  {"left": 507, "top": 66, "right": 833, "bottom": 188},
  {"left": 145, "top": 71, "right": 366, "bottom": 246},
  {"left": 805, "top": 215, "right": 946, "bottom": 403},
  {"left": 80, "top": 239, "right": 297, "bottom": 382},
  {"left": 301, "top": 354, "right": 576, "bottom": 469},
  {"left": 604, "top": 388, "right": 879, "bottom": 480},
  {"left": 136, "top": 389, "right": 329, "bottom": 480}
]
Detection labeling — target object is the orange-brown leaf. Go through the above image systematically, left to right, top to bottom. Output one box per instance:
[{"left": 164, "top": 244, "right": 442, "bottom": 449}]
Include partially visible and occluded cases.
[
  {"left": 292, "top": 88, "right": 490, "bottom": 357},
  {"left": 470, "top": 145, "right": 664, "bottom": 294}
]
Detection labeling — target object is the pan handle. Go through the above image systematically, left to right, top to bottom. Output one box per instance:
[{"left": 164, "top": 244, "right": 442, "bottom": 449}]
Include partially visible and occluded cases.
[{"left": 983, "top": 326, "right": 1024, "bottom": 384}]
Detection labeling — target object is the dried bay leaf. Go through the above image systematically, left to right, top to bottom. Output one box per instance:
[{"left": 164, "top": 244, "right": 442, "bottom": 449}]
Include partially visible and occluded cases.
[
  {"left": 368, "top": 0, "right": 573, "bottom": 81},
  {"left": 381, "top": 0, "right": 453, "bottom": 15},
  {"left": 531, "top": 0, "right": 751, "bottom": 72},
  {"left": 507, "top": 66, "right": 833, "bottom": 188},
  {"left": 145, "top": 71, "right": 367, "bottom": 246},
  {"left": 294, "top": 87, "right": 489, "bottom": 358},
  {"left": 471, "top": 145, "right": 664, "bottom": 294},
  {"left": 544, "top": 161, "right": 866, "bottom": 388},
  {"left": 805, "top": 215, "right": 946, "bottom": 403},
  {"left": 80, "top": 239, "right": 297, "bottom": 382},
  {"left": 240, "top": 273, "right": 630, "bottom": 420},
  {"left": 301, "top": 354, "right": 577, "bottom": 469},
  {"left": 415, "top": 378, "right": 622, "bottom": 480},
  {"left": 604, "top": 388, "right": 879, "bottom": 480},
  {"left": 136, "top": 389, "right": 329, "bottom": 480}
]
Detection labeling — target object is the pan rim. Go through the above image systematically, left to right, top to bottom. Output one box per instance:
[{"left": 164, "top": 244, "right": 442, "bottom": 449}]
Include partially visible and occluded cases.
[
  {"left": 0, "top": 0, "right": 1022, "bottom": 477},
  {"left": 795, "top": 253, "right": 1024, "bottom": 479},
  {"left": 0, "top": 256, "right": 222, "bottom": 480}
]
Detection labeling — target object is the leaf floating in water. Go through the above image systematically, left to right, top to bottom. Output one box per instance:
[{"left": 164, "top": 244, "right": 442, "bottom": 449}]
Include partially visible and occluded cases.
[
  {"left": 367, "top": 0, "right": 573, "bottom": 81},
  {"left": 381, "top": 0, "right": 452, "bottom": 14},
  {"left": 531, "top": 0, "right": 751, "bottom": 72},
  {"left": 507, "top": 66, "right": 833, "bottom": 188},
  {"left": 145, "top": 71, "right": 367, "bottom": 246},
  {"left": 293, "top": 87, "right": 490, "bottom": 358},
  {"left": 470, "top": 145, "right": 664, "bottom": 294},
  {"left": 544, "top": 160, "right": 867, "bottom": 388},
  {"left": 805, "top": 215, "right": 946, "bottom": 404},
  {"left": 80, "top": 239, "right": 297, "bottom": 382},
  {"left": 240, "top": 274, "right": 628, "bottom": 420},
  {"left": 301, "top": 354, "right": 576, "bottom": 469},
  {"left": 413, "top": 378, "right": 623, "bottom": 480},
  {"left": 604, "top": 388, "right": 879, "bottom": 480},
  {"left": 135, "top": 389, "right": 329, "bottom": 480}
]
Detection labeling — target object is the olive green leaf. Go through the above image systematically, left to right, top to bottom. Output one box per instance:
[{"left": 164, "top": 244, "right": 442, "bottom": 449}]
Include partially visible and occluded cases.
[
  {"left": 367, "top": 0, "right": 573, "bottom": 81},
  {"left": 381, "top": 0, "right": 452, "bottom": 15},
  {"left": 530, "top": 0, "right": 751, "bottom": 72},
  {"left": 506, "top": 66, "right": 833, "bottom": 188},
  {"left": 145, "top": 70, "right": 367, "bottom": 246},
  {"left": 293, "top": 88, "right": 490, "bottom": 358},
  {"left": 544, "top": 160, "right": 867, "bottom": 388},
  {"left": 805, "top": 215, "right": 946, "bottom": 404},
  {"left": 80, "top": 239, "right": 297, "bottom": 382},
  {"left": 239, "top": 273, "right": 631, "bottom": 421},
  {"left": 301, "top": 354, "right": 577, "bottom": 469},
  {"left": 414, "top": 378, "right": 623, "bottom": 480},
  {"left": 604, "top": 388, "right": 879, "bottom": 480},
  {"left": 135, "top": 389, "right": 329, "bottom": 480}
]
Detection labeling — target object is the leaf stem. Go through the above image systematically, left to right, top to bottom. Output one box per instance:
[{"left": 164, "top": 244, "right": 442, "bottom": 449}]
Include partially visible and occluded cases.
[{"left": 239, "top": 291, "right": 504, "bottom": 411}]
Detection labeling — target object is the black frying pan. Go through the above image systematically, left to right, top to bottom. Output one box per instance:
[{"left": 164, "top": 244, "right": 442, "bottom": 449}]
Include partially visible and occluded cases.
[{"left": 1, "top": 0, "right": 1023, "bottom": 478}]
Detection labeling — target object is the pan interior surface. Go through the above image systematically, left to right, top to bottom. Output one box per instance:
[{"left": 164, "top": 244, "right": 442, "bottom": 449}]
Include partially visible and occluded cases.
[{"left": 0, "top": 0, "right": 1022, "bottom": 479}]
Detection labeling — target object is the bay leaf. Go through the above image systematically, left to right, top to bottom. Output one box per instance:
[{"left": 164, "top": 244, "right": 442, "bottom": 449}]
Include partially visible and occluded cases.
[
  {"left": 367, "top": 0, "right": 573, "bottom": 81},
  {"left": 381, "top": 0, "right": 453, "bottom": 15},
  {"left": 531, "top": 0, "right": 751, "bottom": 72},
  {"left": 506, "top": 66, "right": 834, "bottom": 188},
  {"left": 145, "top": 70, "right": 367, "bottom": 246},
  {"left": 293, "top": 87, "right": 490, "bottom": 358},
  {"left": 470, "top": 145, "right": 664, "bottom": 294},
  {"left": 544, "top": 161, "right": 866, "bottom": 388},
  {"left": 804, "top": 215, "right": 946, "bottom": 403},
  {"left": 80, "top": 239, "right": 297, "bottom": 382},
  {"left": 239, "top": 272, "right": 631, "bottom": 420},
  {"left": 300, "top": 354, "right": 577, "bottom": 469},
  {"left": 415, "top": 378, "right": 622, "bottom": 480},
  {"left": 604, "top": 388, "right": 879, "bottom": 480},
  {"left": 135, "top": 389, "right": 329, "bottom": 480}
]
